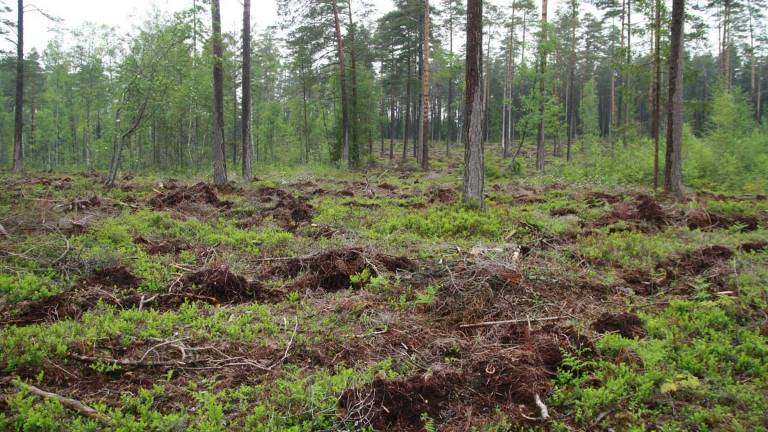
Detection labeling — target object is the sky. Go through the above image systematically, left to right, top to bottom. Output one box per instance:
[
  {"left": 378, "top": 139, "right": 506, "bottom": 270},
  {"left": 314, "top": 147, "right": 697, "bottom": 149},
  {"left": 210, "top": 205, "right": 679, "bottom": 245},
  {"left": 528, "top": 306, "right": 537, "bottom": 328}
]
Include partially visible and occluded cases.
[{"left": 11, "top": 0, "right": 396, "bottom": 53}]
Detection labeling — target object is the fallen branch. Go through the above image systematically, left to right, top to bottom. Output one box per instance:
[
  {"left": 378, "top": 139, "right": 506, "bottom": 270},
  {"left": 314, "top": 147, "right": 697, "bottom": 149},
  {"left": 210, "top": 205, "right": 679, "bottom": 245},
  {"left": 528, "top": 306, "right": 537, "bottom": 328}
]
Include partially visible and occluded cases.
[
  {"left": 0, "top": 223, "right": 7, "bottom": 237},
  {"left": 459, "top": 316, "right": 564, "bottom": 329},
  {"left": 69, "top": 353, "right": 183, "bottom": 367},
  {"left": 14, "top": 379, "right": 109, "bottom": 422},
  {"left": 534, "top": 393, "right": 550, "bottom": 420}
]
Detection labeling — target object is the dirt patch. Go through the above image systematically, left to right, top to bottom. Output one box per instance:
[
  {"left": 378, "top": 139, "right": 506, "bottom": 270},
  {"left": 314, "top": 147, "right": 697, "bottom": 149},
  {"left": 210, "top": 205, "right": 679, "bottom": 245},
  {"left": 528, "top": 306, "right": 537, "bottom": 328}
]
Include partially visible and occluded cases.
[
  {"left": 150, "top": 182, "right": 231, "bottom": 210},
  {"left": 241, "top": 187, "right": 314, "bottom": 231},
  {"left": 428, "top": 187, "right": 458, "bottom": 205},
  {"left": 593, "top": 194, "right": 669, "bottom": 230},
  {"left": 58, "top": 196, "right": 102, "bottom": 212},
  {"left": 550, "top": 207, "right": 579, "bottom": 217},
  {"left": 686, "top": 208, "right": 759, "bottom": 232},
  {"left": 134, "top": 235, "right": 190, "bottom": 255},
  {"left": 739, "top": 241, "right": 768, "bottom": 253},
  {"left": 674, "top": 245, "right": 734, "bottom": 275},
  {"left": 260, "top": 248, "right": 416, "bottom": 292},
  {"left": 84, "top": 266, "right": 141, "bottom": 289},
  {"left": 178, "top": 266, "right": 266, "bottom": 303},
  {"left": 593, "top": 312, "right": 646, "bottom": 338},
  {"left": 339, "top": 329, "right": 569, "bottom": 431}
]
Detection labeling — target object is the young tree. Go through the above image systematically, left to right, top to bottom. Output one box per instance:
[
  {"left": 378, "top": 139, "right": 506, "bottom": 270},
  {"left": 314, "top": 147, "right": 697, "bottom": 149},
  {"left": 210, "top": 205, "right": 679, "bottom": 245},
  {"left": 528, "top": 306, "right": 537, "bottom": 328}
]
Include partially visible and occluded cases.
[
  {"left": 12, "top": 0, "right": 22, "bottom": 173},
  {"left": 210, "top": 0, "right": 228, "bottom": 185},
  {"left": 241, "top": 0, "right": 253, "bottom": 180},
  {"left": 419, "top": 0, "right": 430, "bottom": 170},
  {"left": 464, "top": 0, "right": 484, "bottom": 208},
  {"left": 664, "top": 0, "right": 684, "bottom": 196}
]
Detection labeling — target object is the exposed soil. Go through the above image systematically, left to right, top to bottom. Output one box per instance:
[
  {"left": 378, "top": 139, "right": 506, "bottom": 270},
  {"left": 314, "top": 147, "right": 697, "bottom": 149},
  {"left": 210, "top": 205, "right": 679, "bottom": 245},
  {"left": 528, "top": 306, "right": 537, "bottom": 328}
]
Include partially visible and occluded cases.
[
  {"left": 150, "top": 182, "right": 232, "bottom": 210},
  {"left": 427, "top": 186, "right": 458, "bottom": 205},
  {"left": 240, "top": 187, "right": 314, "bottom": 231},
  {"left": 594, "top": 194, "right": 669, "bottom": 230},
  {"left": 550, "top": 207, "right": 579, "bottom": 217},
  {"left": 686, "top": 208, "right": 759, "bottom": 231},
  {"left": 133, "top": 235, "right": 190, "bottom": 255},
  {"left": 739, "top": 241, "right": 768, "bottom": 253},
  {"left": 260, "top": 248, "right": 417, "bottom": 292},
  {"left": 84, "top": 266, "right": 141, "bottom": 289},
  {"left": 178, "top": 266, "right": 267, "bottom": 303},
  {"left": 593, "top": 312, "right": 646, "bottom": 338},
  {"left": 339, "top": 329, "right": 570, "bottom": 430}
]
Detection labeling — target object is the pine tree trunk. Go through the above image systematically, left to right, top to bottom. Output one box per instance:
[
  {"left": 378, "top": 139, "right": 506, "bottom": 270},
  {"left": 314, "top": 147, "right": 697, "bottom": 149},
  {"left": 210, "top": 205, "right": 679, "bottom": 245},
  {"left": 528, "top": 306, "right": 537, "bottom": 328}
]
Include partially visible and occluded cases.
[
  {"left": 12, "top": 0, "right": 24, "bottom": 174},
  {"left": 211, "top": 0, "right": 228, "bottom": 186},
  {"left": 241, "top": 0, "right": 253, "bottom": 180},
  {"left": 332, "top": 0, "right": 350, "bottom": 167},
  {"left": 419, "top": 0, "right": 430, "bottom": 170},
  {"left": 463, "top": 0, "right": 484, "bottom": 208},
  {"left": 536, "top": 0, "right": 548, "bottom": 172},
  {"left": 566, "top": 0, "right": 576, "bottom": 162},
  {"left": 652, "top": 0, "right": 662, "bottom": 190},
  {"left": 665, "top": 0, "right": 685, "bottom": 197},
  {"left": 347, "top": 1, "right": 359, "bottom": 168},
  {"left": 403, "top": 55, "right": 412, "bottom": 160}
]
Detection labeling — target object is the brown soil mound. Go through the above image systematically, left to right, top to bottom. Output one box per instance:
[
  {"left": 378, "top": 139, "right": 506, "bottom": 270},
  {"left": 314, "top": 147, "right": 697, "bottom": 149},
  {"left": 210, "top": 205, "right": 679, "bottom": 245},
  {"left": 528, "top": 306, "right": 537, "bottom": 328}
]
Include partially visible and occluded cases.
[
  {"left": 150, "top": 182, "right": 231, "bottom": 209},
  {"left": 246, "top": 187, "right": 314, "bottom": 230},
  {"left": 428, "top": 187, "right": 458, "bottom": 205},
  {"left": 594, "top": 194, "right": 669, "bottom": 230},
  {"left": 59, "top": 196, "right": 102, "bottom": 212},
  {"left": 550, "top": 207, "right": 578, "bottom": 217},
  {"left": 686, "top": 208, "right": 759, "bottom": 232},
  {"left": 134, "top": 235, "right": 190, "bottom": 255},
  {"left": 739, "top": 241, "right": 768, "bottom": 253},
  {"left": 675, "top": 245, "right": 734, "bottom": 275},
  {"left": 261, "top": 248, "right": 417, "bottom": 292},
  {"left": 84, "top": 266, "right": 141, "bottom": 289},
  {"left": 179, "top": 266, "right": 264, "bottom": 302},
  {"left": 593, "top": 312, "right": 646, "bottom": 338},
  {"left": 339, "top": 329, "right": 568, "bottom": 431}
]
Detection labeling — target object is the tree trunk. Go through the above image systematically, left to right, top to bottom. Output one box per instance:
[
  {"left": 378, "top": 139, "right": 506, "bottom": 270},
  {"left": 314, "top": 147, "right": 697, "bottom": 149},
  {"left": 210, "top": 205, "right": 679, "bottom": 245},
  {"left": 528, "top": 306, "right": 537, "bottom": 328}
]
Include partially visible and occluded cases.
[
  {"left": 12, "top": 0, "right": 23, "bottom": 174},
  {"left": 211, "top": 0, "right": 228, "bottom": 186},
  {"left": 241, "top": 0, "right": 253, "bottom": 180},
  {"left": 331, "top": 0, "right": 350, "bottom": 167},
  {"left": 419, "top": 0, "right": 430, "bottom": 170},
  {"left": 463, "top": 0, "right": 484, "bottom": 208},
  {"left": 535, "top": 0, "right": 548, "bottom": 172},
  {"left": 566, "top": 0, "right": 576, "bottom": 162},
  {"left": 652, "top": 0, "right": 661, "bottom": 190},
  {"left": 665, "top": 0, "right": 685, "bottom": 197},
  {"left": 347, "top": 1, "right": 359, "bottom": 168},
  {"left": 503, "top": 2, "right": 516, "bottom": 159},
  {"left": 403, "top": 55, "right": 412, "bottom": 160}
]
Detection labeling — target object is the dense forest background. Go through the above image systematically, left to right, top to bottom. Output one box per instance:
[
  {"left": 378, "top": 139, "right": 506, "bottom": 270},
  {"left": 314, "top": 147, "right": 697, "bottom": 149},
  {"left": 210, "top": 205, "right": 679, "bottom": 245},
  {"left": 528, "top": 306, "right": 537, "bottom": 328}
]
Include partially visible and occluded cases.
[{"left": 0, "top": 0, "right": 766, "bottom": 192}]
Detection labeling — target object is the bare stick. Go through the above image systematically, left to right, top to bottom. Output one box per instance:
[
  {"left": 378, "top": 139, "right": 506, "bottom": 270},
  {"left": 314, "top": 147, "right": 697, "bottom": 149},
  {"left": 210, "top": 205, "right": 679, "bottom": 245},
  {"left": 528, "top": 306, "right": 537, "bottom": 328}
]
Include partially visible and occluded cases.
[
  {"left": 459, "top": 316, "right": 564, "bottom": 329},
  {"left": 14, "top": 380, "right": 109, "bottom": 422},
  {"left": 534, "top": 393, "right": 550, "bottom": 420}
]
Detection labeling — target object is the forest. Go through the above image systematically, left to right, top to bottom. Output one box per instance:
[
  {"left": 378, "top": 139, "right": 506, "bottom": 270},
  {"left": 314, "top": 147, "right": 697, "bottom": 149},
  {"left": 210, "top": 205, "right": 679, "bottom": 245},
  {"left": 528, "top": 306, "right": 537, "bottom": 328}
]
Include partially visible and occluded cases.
[{"left": 0, "top": 0, "right": 767, "bottom": 430}]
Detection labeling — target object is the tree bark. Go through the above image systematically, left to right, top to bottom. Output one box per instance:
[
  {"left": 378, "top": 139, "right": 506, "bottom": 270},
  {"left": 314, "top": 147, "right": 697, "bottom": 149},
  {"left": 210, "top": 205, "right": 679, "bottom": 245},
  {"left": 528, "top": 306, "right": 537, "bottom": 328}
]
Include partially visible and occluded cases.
[
  {"left": 12, "top": 0, "right": 23, "bottom": 174},
  {"left": 211, "top": 0, "right": 228, "bottom": 186},
  {"left": 241, "top": 0, "right": 253, "bottom": 180},
  {"left": 331, "top": 0, "right": 350, "bottom": 167},
  {"left": 419, "top": 0, "right": 430, "bottom": 170},
  {"left": 463, "top": 0, "right": 484, "bottom": 208},
  {"left": 535, "top": 0, "right": 548, "bottom": 172},
  {"left": 565, "top": 0, "right": 577, "bottom": 162},
  {"left": 652, "top": 0, "right": 661, "bottom": 190},
  {"left": 665, "top": 0, "right": 685, "bottom": 197}
]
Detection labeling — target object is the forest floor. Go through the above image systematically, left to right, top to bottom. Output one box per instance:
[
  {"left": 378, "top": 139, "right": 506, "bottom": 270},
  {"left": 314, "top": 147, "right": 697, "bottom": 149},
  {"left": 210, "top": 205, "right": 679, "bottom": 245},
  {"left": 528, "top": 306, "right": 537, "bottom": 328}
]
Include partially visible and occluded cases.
[{"left": 1, "top": 154, "right": 767, "bottom": 431}]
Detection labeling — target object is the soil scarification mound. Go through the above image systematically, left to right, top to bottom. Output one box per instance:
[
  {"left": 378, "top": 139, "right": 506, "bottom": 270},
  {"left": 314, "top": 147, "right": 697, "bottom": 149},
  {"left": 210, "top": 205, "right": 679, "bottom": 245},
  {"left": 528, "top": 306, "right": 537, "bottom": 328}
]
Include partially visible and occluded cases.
[
  {"left": 150, "top": 182, "right": 231, "bottom": 209},
  {"left": 241, "top": 187, "right": 314, "bottom": 231},
  {"left": 428, "top": 187, "right": 458, "bottom": 205},
  {"left": 594, "top": 195, "right": 668, "bottom": 230},
  {"left": 686, "top": 208, "right": 759, "bottom": 232},
  {"left": 134, "top": 235, "right": 190, "bottom": 255},
  {"left": 739, "top": 241, "right": 768, "bottom": 253},
  {"left": 261, "top": 248, "right": 416, "bottom": 292},
  {"left": 85, "top": 266, "right": 141, "bottom": 289},
  {"left": 179, "top": 266, "right": 266, "bottom": 303},
  {"left": 593, "top": 312, "right": 646, "bottom": 338},
  {"left": 339, "top": 329, "right": 568, "bottom": 431}
]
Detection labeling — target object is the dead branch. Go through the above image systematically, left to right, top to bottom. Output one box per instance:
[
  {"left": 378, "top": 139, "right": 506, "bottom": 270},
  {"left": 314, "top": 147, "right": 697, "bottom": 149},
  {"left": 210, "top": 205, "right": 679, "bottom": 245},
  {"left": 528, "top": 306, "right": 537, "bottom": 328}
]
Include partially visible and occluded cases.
[
  {"left": 459, "top": 316, "right": 565, "bottom": 329},
  {"left": 69, "top": 353, "right": 183, "bottom": 367},
  {"left": 13, "top": 380, "right": 109, "bottom": 422},
  {"left": 535, "top": 393, "right": 550, "bottom": 420}
]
